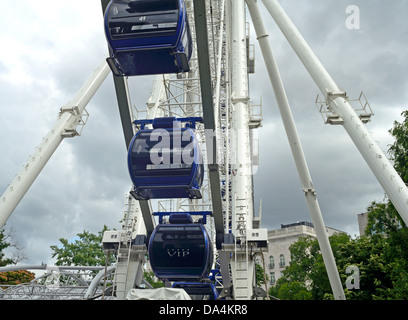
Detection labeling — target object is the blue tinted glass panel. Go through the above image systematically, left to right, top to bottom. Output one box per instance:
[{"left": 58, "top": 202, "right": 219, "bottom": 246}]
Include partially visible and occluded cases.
[{"left": 108, "top": 0, "right": 179, "bottom": 39}]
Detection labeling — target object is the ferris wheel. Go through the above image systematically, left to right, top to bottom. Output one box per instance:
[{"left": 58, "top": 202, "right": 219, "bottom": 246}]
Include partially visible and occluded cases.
[{"left": 1, "top": 0, "right": 408, "bottom": 301}]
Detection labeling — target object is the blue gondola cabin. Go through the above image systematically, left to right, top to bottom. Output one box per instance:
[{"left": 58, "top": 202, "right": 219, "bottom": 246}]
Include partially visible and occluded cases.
[
  {"left": 104, "top": 0, "right": 193, "bottom": 76},
  {"left": 128, "top": 117, "right": 204, "bottom": 200},
  {"left": 148, "top": 213, "right": 214, "bottom": 281}
]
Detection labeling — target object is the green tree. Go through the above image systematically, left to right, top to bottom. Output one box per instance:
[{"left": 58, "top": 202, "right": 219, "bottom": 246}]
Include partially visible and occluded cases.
[
  {"left": 388, "top": 110, "right": 408, "bottom": 184},
  {"left": 360, "top": 111, "right": 408, "bottom": 298},
  {"left": 361, "top": 201, "right": 408, "bottom": 299},
  {"left": 270, "top": 206, "right": 408, "bottom": 300},
  {"left": 50, "top": 225, "right": 115, "bottom": 266},
  {"left": 50, "top": 226, "right": 163, "bottom": 288},
  {"left": 0, "top": 228, "right": 34, "bottom": 286},
  {"left": 0, "top": 229, "right": 14, "bottom": 267},
  {"left": 269, "top": 233, "right": 350, "bottom": 300},
  {"left": 255, "top": 262, "right": 268, "bottom": 287},
  {"left": 144, "top": 271, "right": 164, "bottom": 289},
  {"left": 273, "top": 281, "right": 313, "bottom": 300}
]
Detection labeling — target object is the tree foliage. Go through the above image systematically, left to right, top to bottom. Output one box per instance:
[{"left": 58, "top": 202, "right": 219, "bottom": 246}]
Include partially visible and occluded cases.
[
  {"left": 388, "top": 110, "right": 408, "bottom": 183},
  {"left": 270, "top": 217, "right": 408, "bottom": 300},
  {"left": 50, "top": 225, "right": 115, "bottom": 267},
  {"left": 49, "top": 226, "right": 164, "bottom": 288},
  {"left": 0, "top": 229, "right": 34, "bottom": 286},
  {"left": 0, "top": 229, "right": 14, "bottom": 267},
  {"left": 269, "top": 233, "right": 351, "bottom": 300},
  {"left": 255, "top": 262, "right": 268, "bottom": 287},
  {"left": 0, "top": 270, "right": 35, "bottom": 286},
  {"left": 144, "top": 271, "right": 164, "bottom": 289}
]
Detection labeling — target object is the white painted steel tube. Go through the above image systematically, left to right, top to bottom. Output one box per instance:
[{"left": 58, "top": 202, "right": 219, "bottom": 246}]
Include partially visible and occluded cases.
[
  {"left": 214, "top": 0, "right": 226, "bottom": 131},
  {"left": 229, "top": 0, "right": 255, "bottom": 300},
  {"left": 230, "top": 0, "right": 254, "bottom": 233},
  {"left": 246, "top": 0, "right": 346, "bottom": 300},
  {"left": 261, "top": 0, "right": 408, "bottom": 228},
  {"left": 261, "top": 0, "right": 340, "bottom": 94},
  {"left": 0, "top": 59, "right": 110, "bottom": 228}
]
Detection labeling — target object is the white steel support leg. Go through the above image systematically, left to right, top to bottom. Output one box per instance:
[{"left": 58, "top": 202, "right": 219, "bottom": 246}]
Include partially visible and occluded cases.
[
  {"left": 214, "top": 0, "right": 226, "bottom": 131},
  {"left": 228, "top": 0, "right": 256, "bottom": 300},
  {"left": 229, "top": 0, "right": 254, "bottom": 236},
  {"left": 246, "top": 0, "right": 345, "bottom": 300},
  {"left": 261, "top": 0, "right": 408, "bottom": 228},
  {"left": 0, "top": 59, "right": 111, "bottom": 228},
  {"left": 146, "top": 75, "right": 168, "bottom": 119}
]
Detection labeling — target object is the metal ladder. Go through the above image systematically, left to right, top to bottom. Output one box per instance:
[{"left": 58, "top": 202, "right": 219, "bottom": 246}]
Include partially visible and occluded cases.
[
  {"left": 111, "top": 194, "right": 146, "bottom": 300},
  {"left": 231, "top": 196, "right": 254, "bottom": 300},
  {"left": 113, "top": 236, "right": 132, "bottom": 300},
  {"left": 232, "top": 240, "right": 253, "bottom": 300}
]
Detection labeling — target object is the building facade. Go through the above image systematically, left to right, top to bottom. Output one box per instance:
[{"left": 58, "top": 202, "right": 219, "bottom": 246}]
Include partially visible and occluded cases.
[
  {"left": 357, "top": 212, "right": 368, "bottom": 236},
  {"left": 260, "top": 221, "right": 343, "bottom": 290}
]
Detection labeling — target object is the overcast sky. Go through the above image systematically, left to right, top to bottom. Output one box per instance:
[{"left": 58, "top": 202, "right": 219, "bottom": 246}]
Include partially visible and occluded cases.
[{"left": 0, "top": 0, "right": 407, "bottom": 265}]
